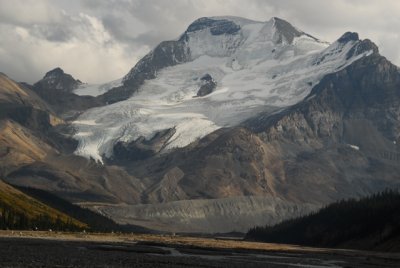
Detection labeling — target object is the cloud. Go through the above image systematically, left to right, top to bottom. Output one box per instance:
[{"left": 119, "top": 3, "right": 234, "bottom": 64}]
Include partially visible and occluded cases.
[
  {"left": 0, "top": 0, "right": 399, "bottom": 83},
  {"left": 0, "top": 0, "right": 61, "bottom": 26},
  {"left": 0, "top": 9, "right": 140, "bottom": 83}
]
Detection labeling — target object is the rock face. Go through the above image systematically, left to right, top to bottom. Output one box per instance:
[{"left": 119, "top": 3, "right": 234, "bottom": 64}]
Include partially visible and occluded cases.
[
  {"left": 183, "top": 17, "right": 241, "bottom": 37},
  {"left": 272, "top": 17, "right": 307, "bottom": 44},
  {"left": 338, "top": 32, "right": 359, "bottom": 43},
  {"left": 101, "top": 40, "right": 190, "bottom": 104},
  {"left": 34, "top": 68, "right": 82, "bottom": 93},
  {"left": 196, "top": 74, "right": 216, "bottom": 96},
  {"left": 113, "top": 128, "right": 176, "bottom": 162}
]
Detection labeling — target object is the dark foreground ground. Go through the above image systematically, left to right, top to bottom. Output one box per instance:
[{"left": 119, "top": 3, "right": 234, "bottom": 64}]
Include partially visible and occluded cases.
[{"left": 1, "top": 232, "right": 400, "bottom": 267}]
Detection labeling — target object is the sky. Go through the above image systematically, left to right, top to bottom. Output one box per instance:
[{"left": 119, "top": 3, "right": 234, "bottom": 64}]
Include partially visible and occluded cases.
[{"left": 0, "top": 0, "right": 399, "bottom": 84}]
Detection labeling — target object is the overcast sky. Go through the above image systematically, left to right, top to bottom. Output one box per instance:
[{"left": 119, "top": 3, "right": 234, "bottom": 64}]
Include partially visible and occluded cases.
[{"left": 1, "top": 0, "right": 399, "bottom": 84}]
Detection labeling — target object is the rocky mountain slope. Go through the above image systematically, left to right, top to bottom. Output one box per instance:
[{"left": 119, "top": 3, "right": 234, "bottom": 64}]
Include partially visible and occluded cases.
[
  {"left": 1, "top": 16, "right": 399, "bottom": 233},
  {"left": 0, "top": 73, "right": 143, "bottom": 204},
  {"left": 0, "top": 73, "right": 64, "bottom": 176}
]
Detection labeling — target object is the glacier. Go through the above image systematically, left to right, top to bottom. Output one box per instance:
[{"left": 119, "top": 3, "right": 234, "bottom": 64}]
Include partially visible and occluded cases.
[{"left": 72, "top": 17, "right": 373, "bottom": 162}]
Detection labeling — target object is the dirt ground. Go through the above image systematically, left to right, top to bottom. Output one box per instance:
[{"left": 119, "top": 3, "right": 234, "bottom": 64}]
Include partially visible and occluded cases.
[{"left": 0, "top": 231, "right": 400, "bottom": 267}]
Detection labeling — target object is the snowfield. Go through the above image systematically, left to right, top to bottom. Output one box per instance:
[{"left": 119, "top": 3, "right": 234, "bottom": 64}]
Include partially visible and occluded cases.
[
  {"left": 73, "top": 17, "right": 373, "bottom": 162},
  {"left": 74, "top": 78, "right": 123, "bottom": 97}
]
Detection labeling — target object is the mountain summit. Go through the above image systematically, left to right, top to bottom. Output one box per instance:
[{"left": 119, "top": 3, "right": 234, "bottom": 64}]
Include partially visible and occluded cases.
[{"left": 35, "top": 67, "right": 82, "bottom": 93}]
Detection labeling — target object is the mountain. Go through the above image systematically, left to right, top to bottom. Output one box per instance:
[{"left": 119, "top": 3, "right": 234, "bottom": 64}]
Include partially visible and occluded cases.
[
  {"left": 1, "top": 16, "right": 399, "bottom": 233},
  {"left": 72, "top": 17, "right": 372, "bottom": 163},
  {"left": 77, "top": 17, "right": 399, "bottom": 232},
  {"left": 34, "top": 67, "right": 82, "bottom": 93},
  {"left": 33, "top": 68, "right": 101, "bottom": 118},
  {"left": 246, "top": 190, "right": 400, "bottom": 252}
]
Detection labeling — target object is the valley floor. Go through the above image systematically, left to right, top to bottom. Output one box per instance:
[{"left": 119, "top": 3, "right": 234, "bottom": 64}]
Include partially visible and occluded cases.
[{"left": 0, "top": 231, "right": 400, "bottom": 267}]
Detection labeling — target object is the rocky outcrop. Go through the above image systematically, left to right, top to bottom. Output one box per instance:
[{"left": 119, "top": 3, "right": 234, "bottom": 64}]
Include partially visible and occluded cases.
[
  {"left": 182, "top": 17, "right": 241, "bottom": 38},
  {"left": 272, "top": 17, "right": 320, "bottom": 44},
  {"left": 272, "top": 17, "right": 303, "bottom": 44},
  {"left": 337, "top": 32, "right": 359, "bottom": 43},
  {"left": 122, "top": 41, "right": 190, "bottom": 88},
  {"left": 34, "top": 67, "right": 82, "bottom": 93},
  {"left": 196, "top": 74, "right": 216, "bottom": 96},
  {"left": 113, "top": 128, "right": 176, "bottom": 162}
]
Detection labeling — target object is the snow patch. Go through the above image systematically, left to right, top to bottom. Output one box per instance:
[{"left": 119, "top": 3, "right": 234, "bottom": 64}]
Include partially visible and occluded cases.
[
  {"left": 73, "top": 120, "right": 98, "bottom": 126},
  {"left": 348, "top": 144, "right": 360, "bottom": 150}
]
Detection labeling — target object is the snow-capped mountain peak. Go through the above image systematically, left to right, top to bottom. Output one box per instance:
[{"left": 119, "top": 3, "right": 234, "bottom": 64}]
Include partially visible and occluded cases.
[{"left": 72, "top": 16, "right": 377, "bottom": 162}]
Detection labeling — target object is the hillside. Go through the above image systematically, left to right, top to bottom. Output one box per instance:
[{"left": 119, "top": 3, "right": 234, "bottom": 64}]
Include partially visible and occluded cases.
[
  {"left": 0, "top": 70, "right": 144, "bottom": 205},
  {"left": 0, "top": 180, "right": 86, "bottom": 230},
  {"left": 16, "top": 186, "right": 153, "bottom": 233},
  {"left": 246, "top": 190, "right": 400, "bottom": 252}
]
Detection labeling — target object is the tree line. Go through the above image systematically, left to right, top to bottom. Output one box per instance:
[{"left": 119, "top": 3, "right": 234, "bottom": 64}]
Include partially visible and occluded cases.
[
  {"left": 15, "top": 186, "right": 153, "bottom": 233},
  {"left": 246, "top": 189, "right": 400, "bottom": 250},
  {"left": 0, "top": 199, "right": 82, "bottom": 231}
]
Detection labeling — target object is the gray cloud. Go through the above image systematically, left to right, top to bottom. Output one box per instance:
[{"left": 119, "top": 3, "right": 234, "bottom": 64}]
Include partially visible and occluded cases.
[
  {"left": 0, "top": 0, "right": 399, "bottom": 84},
  {"left": 30, "top": 24, "right": 73, "bottom": 42}
]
